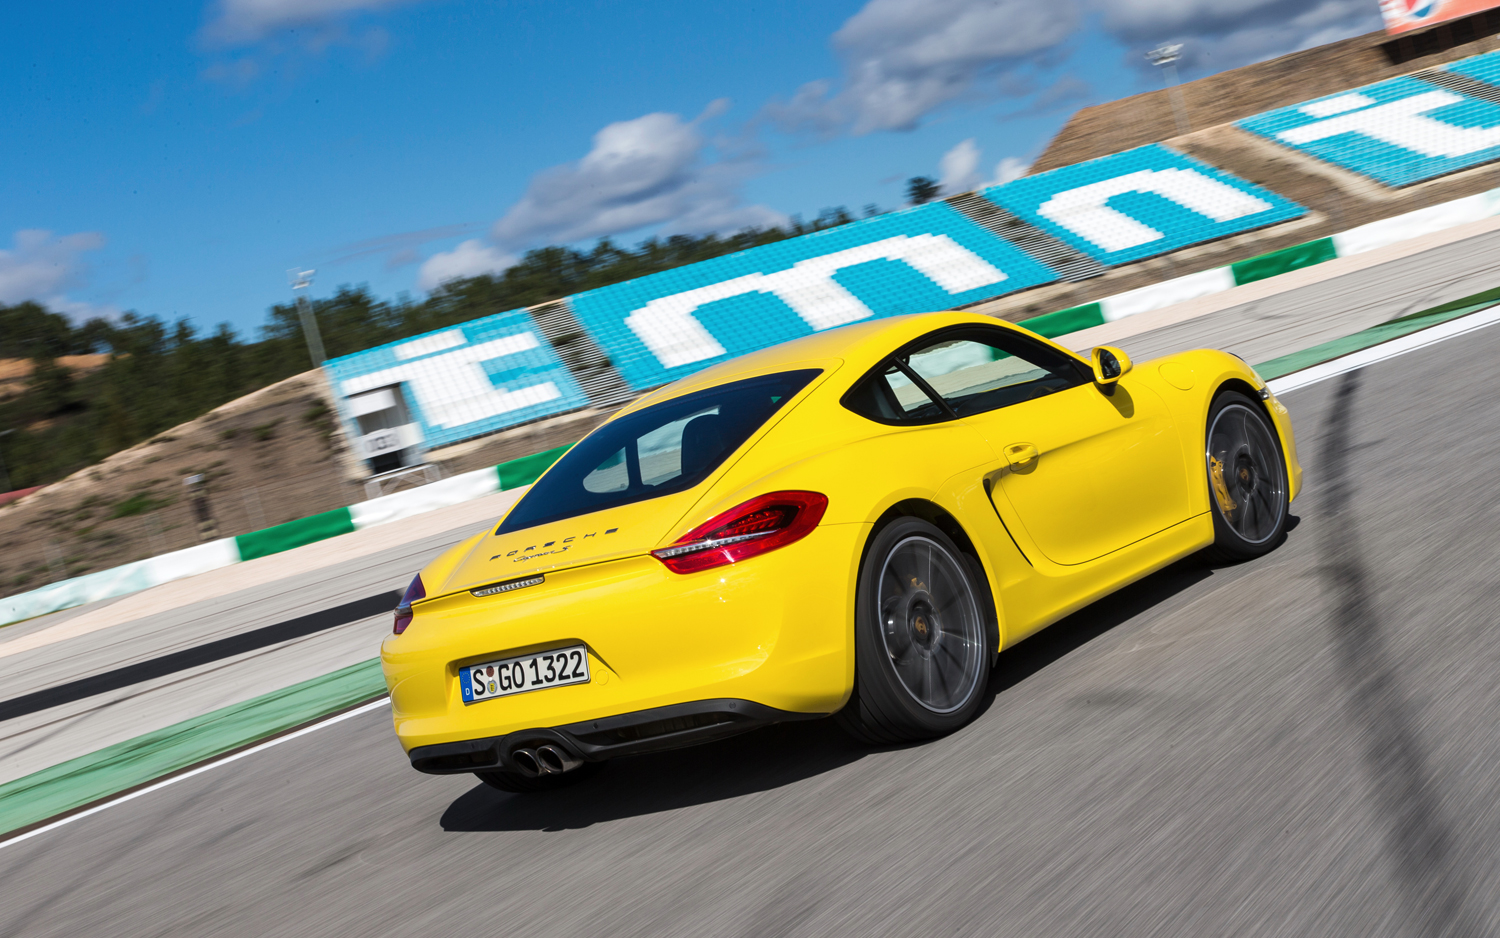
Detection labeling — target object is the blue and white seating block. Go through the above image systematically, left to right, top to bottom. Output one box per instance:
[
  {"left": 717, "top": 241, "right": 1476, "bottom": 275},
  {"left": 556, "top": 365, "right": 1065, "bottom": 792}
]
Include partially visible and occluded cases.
[
  {"left": 1444, "top": 49, "right": 1500, "bottom": 87},
  {"left": 1238, "top": 75, "right": 1500, "bottom": 187},
  {"left": 981, "top": 144, "right": 1306, "bottom": 266},
  {"left": 567, "top": 202, "right": 1060, "bottom": 390},
  {"left": 323, "top": 309, "right": 588, "bottom": 450}
]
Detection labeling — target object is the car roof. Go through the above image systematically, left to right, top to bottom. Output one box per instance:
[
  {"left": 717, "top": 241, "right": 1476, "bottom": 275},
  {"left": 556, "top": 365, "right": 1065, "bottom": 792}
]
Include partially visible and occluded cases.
[{"left": 619, "top": 310, "right": 1075, "bottom": 414}]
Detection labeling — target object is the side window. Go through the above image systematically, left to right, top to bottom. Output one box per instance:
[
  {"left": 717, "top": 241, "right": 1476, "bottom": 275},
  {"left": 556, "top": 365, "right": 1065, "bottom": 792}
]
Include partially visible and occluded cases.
[
  {"left": 903, "top": 329, "right": 1086, "bottom": 417},
  {"left": 844, "top": 363, "right": 946, "bottom": 423}
]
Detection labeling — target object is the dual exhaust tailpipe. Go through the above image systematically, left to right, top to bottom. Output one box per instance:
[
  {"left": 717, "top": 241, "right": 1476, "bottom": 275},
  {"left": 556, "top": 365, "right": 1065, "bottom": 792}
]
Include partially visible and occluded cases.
[{"left": 510, "top": 744, "right": 583, "bottom": 777}]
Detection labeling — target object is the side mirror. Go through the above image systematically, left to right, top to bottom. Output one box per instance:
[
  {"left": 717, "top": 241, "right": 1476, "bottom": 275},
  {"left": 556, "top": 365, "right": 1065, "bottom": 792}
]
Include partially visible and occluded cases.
[{"left": 1091, "top": 346, "right": 1133, "bottom": 385}]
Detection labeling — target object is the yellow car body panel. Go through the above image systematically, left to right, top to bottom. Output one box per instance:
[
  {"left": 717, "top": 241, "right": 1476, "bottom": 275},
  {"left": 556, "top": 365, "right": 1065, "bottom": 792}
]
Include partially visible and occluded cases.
[
  {"left": 381, "top": 310, "right": 1302, "bottom": 758},
  {"left": 382, "top": 522, "right": 867, "bottom": 750}
]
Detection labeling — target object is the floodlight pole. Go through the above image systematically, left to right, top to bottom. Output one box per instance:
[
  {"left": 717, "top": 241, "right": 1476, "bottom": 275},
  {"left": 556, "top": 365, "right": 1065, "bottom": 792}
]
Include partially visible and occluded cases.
[
  {"left": 1147, "top": 43, "right": 1191, "bottom": 136},
  {"left": 289, "top": 268, "right": 327, "bottom": 367}
]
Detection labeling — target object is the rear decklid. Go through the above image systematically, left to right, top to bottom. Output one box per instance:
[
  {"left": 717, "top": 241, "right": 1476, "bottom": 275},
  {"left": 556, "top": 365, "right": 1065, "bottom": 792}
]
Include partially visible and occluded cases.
[{"left": 437, "top": 489, "right": 706, "bottom": 593}]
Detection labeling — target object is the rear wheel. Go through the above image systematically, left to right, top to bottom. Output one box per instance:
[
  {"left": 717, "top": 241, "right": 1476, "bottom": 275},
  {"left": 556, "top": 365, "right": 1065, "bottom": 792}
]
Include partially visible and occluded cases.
[
  {"left": 1203, "top": 390, "right": 1288, "bottom": 562},
  {"left": 838, "top": 518, "right": 992, "bottom": 745}
]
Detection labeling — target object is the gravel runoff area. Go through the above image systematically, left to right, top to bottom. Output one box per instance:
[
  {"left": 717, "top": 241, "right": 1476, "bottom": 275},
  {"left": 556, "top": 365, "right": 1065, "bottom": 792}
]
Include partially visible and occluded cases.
[{"left": 4, "top": 273, "right": 1500, "bottom": 937}]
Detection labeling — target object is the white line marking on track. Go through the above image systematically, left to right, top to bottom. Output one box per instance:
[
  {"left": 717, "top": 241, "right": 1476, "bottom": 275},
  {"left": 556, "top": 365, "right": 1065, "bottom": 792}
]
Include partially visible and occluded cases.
[
  {"left": 1268, "top": 302, "right": 1500, "bottom": 395},
  {"left": 0, "top": 697, "right": 390, "bottom": 853}
]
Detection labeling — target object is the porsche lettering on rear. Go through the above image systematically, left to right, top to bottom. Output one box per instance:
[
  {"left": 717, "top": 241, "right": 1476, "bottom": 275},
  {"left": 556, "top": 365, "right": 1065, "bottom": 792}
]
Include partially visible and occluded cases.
[{"left": 492, "top": 527, "right": 619, "bottom": 562}]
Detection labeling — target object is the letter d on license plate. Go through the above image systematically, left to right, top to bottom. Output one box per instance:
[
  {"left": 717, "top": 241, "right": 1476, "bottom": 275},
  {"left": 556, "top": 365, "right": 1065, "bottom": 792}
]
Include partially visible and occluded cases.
[{"left": 461, "top": 645, "right": 589, "bottom": 703}]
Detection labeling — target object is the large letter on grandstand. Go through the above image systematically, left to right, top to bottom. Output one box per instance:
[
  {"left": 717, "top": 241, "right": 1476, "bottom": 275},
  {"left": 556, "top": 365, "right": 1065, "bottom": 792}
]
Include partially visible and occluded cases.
[
  {"left": 1237, "top": 71, "right": 1500, "bottom": 187},
  {"left": 1277, "top": 91, "right": 1500, "bottom": 158},
  {"left": 981, "top": 144, "right": 1305, "bottom": 266},
  {"left": 1037, "top": 169, "right": 1273, "bottom": 253},
  {"left": 565, "top": 201, "right": 1060, "bottom": 389},
  {"left": 624, "top": 234, "right": 1008, "bottom": 369},
  {"left": 322, "top": 309, "right": 589, "bottom": 450}
]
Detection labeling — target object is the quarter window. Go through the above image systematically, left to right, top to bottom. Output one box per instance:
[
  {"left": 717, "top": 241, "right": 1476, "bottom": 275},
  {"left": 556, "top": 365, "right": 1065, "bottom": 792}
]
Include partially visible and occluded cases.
[{"left": 843, "top": 363, "right": 946, "bottom": 423}]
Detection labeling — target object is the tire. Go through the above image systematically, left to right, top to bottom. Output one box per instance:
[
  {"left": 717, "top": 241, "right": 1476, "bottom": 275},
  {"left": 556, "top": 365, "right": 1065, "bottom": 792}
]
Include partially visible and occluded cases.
[
  {"left": 1202, "top": 390, "right": 1288, "bottom": 563},
  {"left": 837, "top": 517, "right": 993, "bottom": 745},
  {"left": 475, "top": 760, "right": 600, "bottom": 793}
]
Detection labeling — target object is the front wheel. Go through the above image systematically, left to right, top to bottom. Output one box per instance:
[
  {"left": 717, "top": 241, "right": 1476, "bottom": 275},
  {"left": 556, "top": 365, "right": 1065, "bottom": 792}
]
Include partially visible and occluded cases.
[
  {"left": 1203, "top": 390, "right": 1288, "bottom": 562},
  {"left": 837, "top": 518, "right": 992, "bottom": 745}
]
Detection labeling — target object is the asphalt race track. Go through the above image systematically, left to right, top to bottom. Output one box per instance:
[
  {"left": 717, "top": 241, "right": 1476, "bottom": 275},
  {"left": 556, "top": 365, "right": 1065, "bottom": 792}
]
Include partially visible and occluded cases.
[{"left": 5, "top": 326, "right": 1500, "bottom": 938}]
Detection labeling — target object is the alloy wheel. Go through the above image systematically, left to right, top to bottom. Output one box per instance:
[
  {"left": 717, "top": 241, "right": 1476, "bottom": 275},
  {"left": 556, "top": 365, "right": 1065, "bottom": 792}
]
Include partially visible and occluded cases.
[{"left": 876, "top": 536, "right": 985, "bottom": 714}]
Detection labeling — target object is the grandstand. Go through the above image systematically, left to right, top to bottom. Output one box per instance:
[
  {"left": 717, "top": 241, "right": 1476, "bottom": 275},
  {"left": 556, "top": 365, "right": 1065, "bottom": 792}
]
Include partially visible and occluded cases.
[{"left": 218, "top": 28, "right": 1500, "bottom": 489}]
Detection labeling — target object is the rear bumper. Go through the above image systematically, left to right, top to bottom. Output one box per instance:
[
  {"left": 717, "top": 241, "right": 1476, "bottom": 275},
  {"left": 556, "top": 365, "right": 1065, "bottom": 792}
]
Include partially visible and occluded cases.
[
  {"left": 381, "top": 523, "right": 864, "bottom": 752},
  {"left": 407, "top": 698, "right": 825, "bottom": 775}
]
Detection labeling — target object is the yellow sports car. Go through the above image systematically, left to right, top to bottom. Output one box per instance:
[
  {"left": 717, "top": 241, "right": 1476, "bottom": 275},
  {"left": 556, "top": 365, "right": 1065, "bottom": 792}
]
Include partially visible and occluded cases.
[{"left": 382, "top": 310, "right": 1300, "bottom": 791}]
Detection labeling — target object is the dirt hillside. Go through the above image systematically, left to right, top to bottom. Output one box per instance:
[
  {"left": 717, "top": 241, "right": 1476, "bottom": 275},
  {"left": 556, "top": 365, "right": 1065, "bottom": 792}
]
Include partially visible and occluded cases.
[
  {"left": 1033, "top": 27, "right": 1500, "bottom": 173},
  {"left": 0, "top": 369, "right": 615, "bottom": 601}
]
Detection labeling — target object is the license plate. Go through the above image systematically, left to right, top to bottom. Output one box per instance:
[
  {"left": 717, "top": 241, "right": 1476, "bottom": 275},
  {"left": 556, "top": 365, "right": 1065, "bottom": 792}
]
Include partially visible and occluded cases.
[{"left": 461, "top": 645, "right": 589, "bottom": 703}]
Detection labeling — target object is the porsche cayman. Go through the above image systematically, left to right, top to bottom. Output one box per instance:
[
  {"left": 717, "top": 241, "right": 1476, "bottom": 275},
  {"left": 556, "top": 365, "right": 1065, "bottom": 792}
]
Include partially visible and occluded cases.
[{"left": 381, "top": 310, "right": 1301, "bottom": 791}]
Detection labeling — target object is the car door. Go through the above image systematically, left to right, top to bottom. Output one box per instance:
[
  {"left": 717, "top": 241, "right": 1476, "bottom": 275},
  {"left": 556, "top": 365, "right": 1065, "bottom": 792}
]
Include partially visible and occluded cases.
[{"left": 897, "top": 327, "right": 1190, "bottom": 566}]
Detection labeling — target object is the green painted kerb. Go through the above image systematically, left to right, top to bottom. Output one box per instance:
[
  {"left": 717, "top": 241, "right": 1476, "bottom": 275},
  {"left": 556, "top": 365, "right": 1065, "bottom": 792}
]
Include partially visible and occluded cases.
[
  {"left": 1231, "top": 238, "right": 1337, "bottom": 287},
  {"left": 1256, "top": 285, "right": 1500, "bottom": 379},
  {"left": 1018, "top": 303, "right": 1105, "bottom": 339},
  {"left": 497, "top": 443, "right": 572, "bottom": 490},
  {"left": 235, "top": 506, "right": 355, "bottom": 562},
  {"left": 0, "top": 658, "right": 387, "bottom": 838}
]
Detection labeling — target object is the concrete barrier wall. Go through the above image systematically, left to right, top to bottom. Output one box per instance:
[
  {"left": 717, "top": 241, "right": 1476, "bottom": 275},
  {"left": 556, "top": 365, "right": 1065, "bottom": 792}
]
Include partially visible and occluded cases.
[{"left": 0, "top": 445, "right": 571, "bottom": 628}]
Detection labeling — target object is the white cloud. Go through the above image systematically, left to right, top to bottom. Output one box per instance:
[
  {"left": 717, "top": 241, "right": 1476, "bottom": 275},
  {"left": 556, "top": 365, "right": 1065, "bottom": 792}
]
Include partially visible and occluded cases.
[
  {"left": 203, "top": 0, "right": 427, "bottom": 44},
  {"left": 767, "top": 0, "right": 1080, "bottom": 135},
  {"left": 768, "top": 0, "right": 1378, "bottom": 136},
  {"left": 417, "top": 108, "right": 785, "bottom": 292},
  {"left": 417, "top": 109, "right": 784, "bottom": 291},
  {"left": 491, "top": 110, "right": 785, "bottom": 250},
  {"left": 939, "top": 139, "right": 982, "bottom": 193},
  {"left": 934, "top": 141, "right": 1031, "bottom": 192},
  {"left": 990, "top": 156, "right": 1030, "bottom": 186},
  {"left": 321, "top": 222, "right": 479, "bottom": 268},
  {"left": 0, "top": 230, "right": 116, "bottom": 318},
  {"left": 417, "top": 239, "right": 516, "bottom": 291},
  {"left": 47, "top": 296, "right": 122, "bottom": 322}
]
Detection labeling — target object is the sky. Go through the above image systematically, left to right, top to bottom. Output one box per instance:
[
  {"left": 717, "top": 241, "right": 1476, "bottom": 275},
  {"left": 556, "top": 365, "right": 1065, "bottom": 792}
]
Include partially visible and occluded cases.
[{"left": 0, "top": 0, "right": 1384, "bottom": 339}]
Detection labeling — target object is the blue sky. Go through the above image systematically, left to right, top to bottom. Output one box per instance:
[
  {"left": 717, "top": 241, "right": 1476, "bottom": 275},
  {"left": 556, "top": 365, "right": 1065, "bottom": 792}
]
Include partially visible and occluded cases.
[{"left": 0, "top": 0, "right": 1381, "bottom": 338}]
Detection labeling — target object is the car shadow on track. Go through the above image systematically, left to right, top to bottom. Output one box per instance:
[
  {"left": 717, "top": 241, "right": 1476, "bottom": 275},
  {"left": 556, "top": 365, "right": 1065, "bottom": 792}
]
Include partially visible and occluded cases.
[
  {"left": 441, "top": 538, "right": 1291, "bottom": 833},
  {"left": 974, "top": 553, "right": 1224, "bottom": 720},
  {"left": 440, "top": 716, "right": 863, "bottom": 832}
]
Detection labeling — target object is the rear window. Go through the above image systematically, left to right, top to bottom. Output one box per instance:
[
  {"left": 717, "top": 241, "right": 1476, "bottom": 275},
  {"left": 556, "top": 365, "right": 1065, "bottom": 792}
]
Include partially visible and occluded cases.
[{"left": 496, "top": 369, "right": 821, "bottom": 533}]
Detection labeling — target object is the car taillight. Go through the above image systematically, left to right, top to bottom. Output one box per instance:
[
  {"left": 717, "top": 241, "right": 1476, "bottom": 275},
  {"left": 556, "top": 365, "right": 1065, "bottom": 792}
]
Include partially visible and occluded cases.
[
  {"left": 651, "top": 491, "right": 827, "bottom": 574},
  {"left": 393, "top": 574, "right": 426, "bottom": 634}
]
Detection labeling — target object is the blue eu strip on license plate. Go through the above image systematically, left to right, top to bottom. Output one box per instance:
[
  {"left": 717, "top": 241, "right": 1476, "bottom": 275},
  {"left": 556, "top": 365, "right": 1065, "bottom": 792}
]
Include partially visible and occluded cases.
[{"left": 461, "top": 644, "right": 590, "bottom": 703}]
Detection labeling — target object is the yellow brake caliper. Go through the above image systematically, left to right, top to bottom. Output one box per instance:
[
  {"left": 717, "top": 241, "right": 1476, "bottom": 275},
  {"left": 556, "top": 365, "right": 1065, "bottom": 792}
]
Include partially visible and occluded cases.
[{"left": 1209, "top": 455, "right": 1238, "bottom": 514}]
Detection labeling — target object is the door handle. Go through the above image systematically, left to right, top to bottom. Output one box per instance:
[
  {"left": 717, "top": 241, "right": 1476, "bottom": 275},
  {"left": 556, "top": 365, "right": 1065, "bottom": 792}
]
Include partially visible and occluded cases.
[{"left": 1004, "top": 442, "right": 1039, "bottom": 471}]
